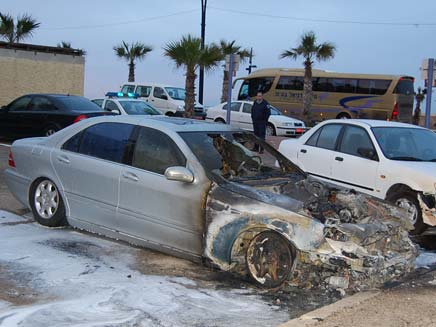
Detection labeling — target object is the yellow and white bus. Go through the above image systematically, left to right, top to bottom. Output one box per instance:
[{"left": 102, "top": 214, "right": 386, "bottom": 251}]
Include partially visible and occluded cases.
[{"left": 234, "top": 68, "right": 415, "bottom": 122}]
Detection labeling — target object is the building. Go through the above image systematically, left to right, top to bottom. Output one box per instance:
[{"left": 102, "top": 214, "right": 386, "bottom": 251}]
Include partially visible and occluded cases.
[{"left": 0, "top": 41, "right": 85, "bottom": 106}]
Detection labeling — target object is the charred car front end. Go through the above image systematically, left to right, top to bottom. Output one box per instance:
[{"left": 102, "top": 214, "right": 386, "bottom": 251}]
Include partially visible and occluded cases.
[{"left": 180, "top": 131, "right": 417, "bottom": 291}]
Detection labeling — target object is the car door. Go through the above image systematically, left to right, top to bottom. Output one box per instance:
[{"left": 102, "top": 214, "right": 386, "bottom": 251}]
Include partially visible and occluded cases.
[
  {"left": 135, "top": 85, "right": 152, "bottom": 102},
  {"left": 150, "top": 86, "right": 169, "bottom": 111},
  {"left": 0, "top": 96, "right": 32, "bottom": 137},
  {"left": 28, "top": 96, "right": 59, "bottom": 135},
  {"left": 104, "top": 99, "right": 121, "bottom": 114},
  {"left": 223, "top": 102, "right": 243, "bottom": 127},
  {"left": 240, "top": 102, "right": 254, "bottom": 130},
  {"left": 52, "top": 122, "right": 135, "bottom": 230},
  {"left": 297, "top": 124, "right": 343, "bottom": 182},
  {"left": 331, "top": 125, "right": 379, "bottom": 196},
  {"left": 117, "top": 126, "right": 205, "bottom": 256}
]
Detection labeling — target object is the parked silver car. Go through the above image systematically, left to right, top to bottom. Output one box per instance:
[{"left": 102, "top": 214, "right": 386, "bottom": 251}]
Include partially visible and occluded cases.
[{"left": 5, "top": 116, "right": 417, "bottom": 290}]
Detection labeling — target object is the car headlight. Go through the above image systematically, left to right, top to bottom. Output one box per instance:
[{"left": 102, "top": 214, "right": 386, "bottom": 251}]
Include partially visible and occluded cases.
[
  {"left": 177, "top": 105, "right": 184, "bottom": 111},
  {"left": 281, "top": 122, "right": 294, "bottom": 127}
]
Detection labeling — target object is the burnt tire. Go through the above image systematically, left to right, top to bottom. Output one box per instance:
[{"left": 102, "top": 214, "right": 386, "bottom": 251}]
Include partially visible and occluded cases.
[
  {"left": 30, "top": 178, "right": 66, "bottom": 227},
  {"left": 388, "top": 190, "right": 427, "bottom": 235},
  {"left": 246, "top": 231, "right": 293, "bottom": 288}
]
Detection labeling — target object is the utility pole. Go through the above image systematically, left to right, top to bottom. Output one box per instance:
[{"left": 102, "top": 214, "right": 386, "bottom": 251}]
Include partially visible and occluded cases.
[
  {"left": 199, "top": 0, "right": 207, "bottom": 105},
  {"left": 245, "top": 48, "right": 256, "bottom": 75},
  {"left": 424, "top": 58, "right": 434, "bottom": 128}
]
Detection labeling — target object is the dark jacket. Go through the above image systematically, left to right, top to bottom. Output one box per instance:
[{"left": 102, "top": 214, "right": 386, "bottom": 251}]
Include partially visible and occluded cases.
[{"left": 251, "top": 100, "right": 271, "bottom": 123}]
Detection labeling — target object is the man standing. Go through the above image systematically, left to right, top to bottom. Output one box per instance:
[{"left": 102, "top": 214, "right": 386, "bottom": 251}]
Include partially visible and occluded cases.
[{"left": 251, "top": 92, "right": 271, "bottom": 153}]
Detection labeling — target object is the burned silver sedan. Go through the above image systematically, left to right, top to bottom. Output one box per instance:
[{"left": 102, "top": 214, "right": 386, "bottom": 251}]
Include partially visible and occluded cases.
[{"left": 5, "top": 116, "right": 417, "bottom": 290}]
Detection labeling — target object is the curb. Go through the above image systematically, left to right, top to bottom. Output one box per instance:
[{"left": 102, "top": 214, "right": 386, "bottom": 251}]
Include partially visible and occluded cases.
[{"left": 279, "top": 291, "right": 380, "bottom": 327}]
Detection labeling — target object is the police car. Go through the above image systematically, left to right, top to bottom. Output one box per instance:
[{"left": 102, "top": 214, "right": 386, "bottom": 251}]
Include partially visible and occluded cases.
[{"left": 92, "top": 92, "right": 162, "bottom": 116}]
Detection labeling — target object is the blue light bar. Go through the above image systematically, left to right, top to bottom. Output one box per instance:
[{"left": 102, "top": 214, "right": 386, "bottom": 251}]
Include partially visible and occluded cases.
[{"left": 105, "top": 92, "right": 139, "bottom": 98}]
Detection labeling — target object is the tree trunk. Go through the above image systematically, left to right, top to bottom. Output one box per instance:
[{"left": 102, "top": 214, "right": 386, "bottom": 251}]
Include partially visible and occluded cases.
[
  {"left": 302, "top": 59, "right": 313, "bottom": 123},
  {"left": 128, "top": 60, "right": 135, "bottom": 82},
  {"left": 184, "top": 66, "right": 196, "bottom": 118},
  {"left": 221, "top": 70, "right": 229, "bottom": 103}
]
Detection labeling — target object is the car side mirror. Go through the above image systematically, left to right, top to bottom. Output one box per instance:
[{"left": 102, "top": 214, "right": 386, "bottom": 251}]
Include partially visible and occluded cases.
[
  {"left": 160, "top": 94, "right": 168, "bottom": 100},
  {"left": 111, "top": 109, "right": 121, "bottom": 115},
  {"left": 358, "top": 147, "right": 377, "bottom": 160},
  {"left": 164, "top": 166, "right": 194, "bottom": 183}
]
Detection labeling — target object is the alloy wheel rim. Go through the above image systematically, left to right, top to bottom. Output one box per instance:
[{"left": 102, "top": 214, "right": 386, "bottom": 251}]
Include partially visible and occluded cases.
[
  {"left": 266, "top": 126, "right": 274, "bottom": 136},
  {"left": 46, "top": 129, "right": 57, "bottom": 136},
  {"left": 34, "top": 180, "right": 59, "bottom": 219},
  {"left": 396, "top": 198, "right": 418, "bottom": 225}
]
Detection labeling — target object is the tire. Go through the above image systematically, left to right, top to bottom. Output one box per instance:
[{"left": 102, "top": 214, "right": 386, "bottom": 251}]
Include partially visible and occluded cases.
[
  {"left": 165, "top": 112, "right": 175, "bottom": 117},
  {"left": 336, "top": 113, "right": 351, "bottom": 119},
  {"left": 215, "top": 118, "right": 226, "bottom": 124},
  {"left": 43, "top": 123, "right": 61, "bottom": 136},
  {"left": 266, "top": 123, "right": 276, "bottom": 136},
  {"left": 30, "top": 178, "right": 66, "bottom": 227},
  {"left": 388, "top": 190, "right": 427, "bottom": 235},
  {"left": 246, "top": 231, "right": 294, "bottom": 288}
]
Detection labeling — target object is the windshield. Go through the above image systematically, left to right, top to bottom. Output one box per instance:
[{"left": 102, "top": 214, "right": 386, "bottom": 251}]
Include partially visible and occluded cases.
[
  {"left": 394, "top": 78, "right": 414, "bottom": 95},
  {"left": 165, "top": 87, "right": 185, "bottom": 100},
  {"left": 119, "top": 101, "right": 161, "bottom": 115},
  {"left": 268, "top": 105, "right": 281, "bottom": 115},
  {"left": 373, "top": 127, "right": 436, "bottom": 161},
  {"left": 179, "top": 131, "right": 302, "bottom": 180}
]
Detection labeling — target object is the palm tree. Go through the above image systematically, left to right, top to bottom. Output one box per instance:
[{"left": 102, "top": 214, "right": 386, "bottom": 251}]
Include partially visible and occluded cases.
[
  {"left": 0, "top": 12, "right": 40, "bottom": 43},
  {"left": 280, "top": 31, "right": 336, "bottom": 120},
  {"left": 163, "top": 34, "right": 222, "bottom": 117},
  {"left": 219, "top": 40, "right": 250, "bottom": 102},
  {"left": 57, "top": 41, "right": 71, "bottom": 48},
  {"left": 113, "top": 41, "right": 153, "bottom": 82},
  {"left": 413, "top": 87, "right": 425, "bottom": 125}
]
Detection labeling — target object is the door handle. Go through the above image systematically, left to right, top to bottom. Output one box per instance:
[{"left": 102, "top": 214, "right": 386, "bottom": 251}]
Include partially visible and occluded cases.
[
  {"left": 300, "top": 149, "right": 307, "bottom": 153},
  {"left": 57, "top": 155, "right": 70, "bottom": 164},
  {"left": 335, "top": 156, "right": 344, "bottom": 162},
  {"left": 122, "top": 172, "right": 139, "bottom": 182}
]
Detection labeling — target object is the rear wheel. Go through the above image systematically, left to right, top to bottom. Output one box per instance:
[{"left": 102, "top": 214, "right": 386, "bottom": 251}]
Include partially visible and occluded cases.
[
  {"left": 336, "top": 113, "right": 351, "bottom": 119},
  {"left": 215, "top": 118, "right": 226, "bottom": 124},
  {"left": 43, "top": 123, "right": 61, "bottom": 136},
  {"left": 266, "top": 123, "right": 276, "bottom": 136},
  {"left": 30, "top": 178, "right": 66, "bottom": 227},
  {"left": 388, "top": 190, "right": 427, "bottom": 234},
  {"left": 246, "top": 231, "right": 293, "bottom": 288}
]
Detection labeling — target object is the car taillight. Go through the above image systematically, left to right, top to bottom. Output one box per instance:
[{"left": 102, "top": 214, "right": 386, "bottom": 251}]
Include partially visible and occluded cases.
[
  {"left": 391, "top": 102, "right": 399, "bottom": 121},
  {"left": 73, "top": 114, "right": 88, "bottom": 123},
  {"left": 295, "top": 128, "right": 304, "bottom": 134},
  {"left": 8, "top": 150, "right": 15, "bottom": 168}
]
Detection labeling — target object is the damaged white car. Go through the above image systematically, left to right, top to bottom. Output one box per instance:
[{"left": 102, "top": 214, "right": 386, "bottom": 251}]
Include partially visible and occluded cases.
[{"left": 5, "top": 116, "right": 417, "bottom": 290}]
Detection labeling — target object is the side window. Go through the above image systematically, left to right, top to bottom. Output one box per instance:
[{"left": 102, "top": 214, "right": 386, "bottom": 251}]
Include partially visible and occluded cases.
[
  {"left": 276, "top": 76, "right": 304, "bottom": 90},
  {"left": 312, "top": 78, "right": 334, "bottom": 92},
  {"left": 357, "top": 79, "right": 391, "bottom": 95},
  {"left": 121, "top": 85, "right": 135, "bottom": 93},
  {"left": 136, "top": 85, "right": 151, "bottom": 97},
  {"left": 153, "top": 87, "right": 166, "bottom": 99},
  {"left": 8, "top": 96, "right": 32, "bottom": 111},
  {"left": 29, "top": 97, "right": 56, "bottom": 111},
  {"left": 92, "top": 99, "right": 103, "bottom": 107},
  {"left": 104, "top": 100, "right": 119, "bottom": 112},
  {"left": 223, "top": 102, "right": 242, "bottom": 112},
  {"left": 242, "top": 103, "right": 252, "bottom": 113},
  {"left": 77, "top": 123, "right": 134, "bottom": 163},
  {"left": 316, "top": 124, "right": 343, "bottom": 150},
  {"left": 339, "top": 126, "right": 375, "bottom": 158},
  {"left": 132, "top": 127, "right": 186, "bottom": 175},
  {"left": 305, "top": 128, "right": 322, "bottom": 146},
  {"left": 62, "top": 131, "right": 83, "bottom": 152}
]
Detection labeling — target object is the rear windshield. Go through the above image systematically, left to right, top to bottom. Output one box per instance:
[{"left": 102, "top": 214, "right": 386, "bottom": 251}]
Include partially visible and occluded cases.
[
  {"left": 394, "top": 78, "right": 414, "bottom": 95},
  {"left": 55, "top": 96, "right": 104, "bottom": 112}
]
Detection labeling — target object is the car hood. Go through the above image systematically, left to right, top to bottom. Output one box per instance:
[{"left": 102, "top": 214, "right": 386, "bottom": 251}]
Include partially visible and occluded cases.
[{"left": 391, "top": 160, "right": 436, "bottom": 178}]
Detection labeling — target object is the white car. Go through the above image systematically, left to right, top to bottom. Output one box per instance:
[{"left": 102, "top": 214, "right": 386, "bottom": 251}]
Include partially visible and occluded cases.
[
  {"left": 120, "top": 82, "right": 205, "bottom": 119},
  {"left": 92, "top": 93, "right": 161, "bottom": 116},
  {"left": 206, "top": 101, "right": 306, "bottom": 137},
  {"left": 278, "top": 119, "right": 436, "bottom": 234}
]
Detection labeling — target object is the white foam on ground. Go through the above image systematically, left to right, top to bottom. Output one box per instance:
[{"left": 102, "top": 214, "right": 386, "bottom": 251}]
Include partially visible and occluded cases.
[{"left": 0, "top": 210, "right": 288, "bottom": 327}]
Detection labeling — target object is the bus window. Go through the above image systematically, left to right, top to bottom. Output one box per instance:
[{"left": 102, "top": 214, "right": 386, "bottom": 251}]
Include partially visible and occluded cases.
[
  {"left": 277, "top": 76, "right": 304, "bottom": 90},
  {"left": 238, "top": 77, "right": 275, "bottom": 99},
  {"left": 312, "top": 77, "right": 334, "bottom": 92},
  {"left": 394, "top": 78, "right": 414, "bottom": 95},
  {"left": 357, "top": 79, "right": 391, "bottom": 95}
]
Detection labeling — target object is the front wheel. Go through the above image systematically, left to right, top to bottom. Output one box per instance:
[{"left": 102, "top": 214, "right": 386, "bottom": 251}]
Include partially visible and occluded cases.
[
  {"left": 266, "top": 124, "right": 276, "bottom": 136},
  {"left": 30, "top": 178, "right": 66, "bottom": 227},
  {"left": 389, "top": 190, "right": 427, "bottom": 234},
  {"left": 246, "top": 231, "right": 294, "bottom": 288}
]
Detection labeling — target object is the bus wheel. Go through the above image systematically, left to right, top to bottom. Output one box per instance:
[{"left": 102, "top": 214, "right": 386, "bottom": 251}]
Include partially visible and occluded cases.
[{"left": 337, "top": 113, "right": 351, "bottom": 119}]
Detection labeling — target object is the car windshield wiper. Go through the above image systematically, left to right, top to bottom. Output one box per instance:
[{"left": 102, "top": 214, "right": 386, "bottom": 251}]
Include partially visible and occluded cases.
[{"left": 389, "top": 156, "right": 423, "bottom": 161}]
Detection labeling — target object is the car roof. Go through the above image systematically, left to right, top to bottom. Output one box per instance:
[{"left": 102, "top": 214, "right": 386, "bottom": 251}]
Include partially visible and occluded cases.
[
  {"left": 121, "top": 82, "right": 181, "bottom": 88},
  {"left": 83, "top": 115, "right": 237, "bottom": 132},
  {"left": 319, "top": 119, "right": 427, "bottom": 130}
]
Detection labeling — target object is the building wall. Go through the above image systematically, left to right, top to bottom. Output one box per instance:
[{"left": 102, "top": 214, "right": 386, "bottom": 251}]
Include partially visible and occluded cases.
[{"left": 0, "top": 48, "right": 84, "bottom": 106}]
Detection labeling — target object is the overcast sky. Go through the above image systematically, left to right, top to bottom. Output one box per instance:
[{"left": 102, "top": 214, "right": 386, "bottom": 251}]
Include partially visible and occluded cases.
[{"left": 3, "top": 0, "right": 436, "bottom": 108}]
